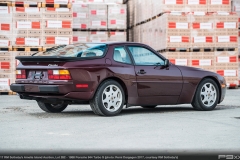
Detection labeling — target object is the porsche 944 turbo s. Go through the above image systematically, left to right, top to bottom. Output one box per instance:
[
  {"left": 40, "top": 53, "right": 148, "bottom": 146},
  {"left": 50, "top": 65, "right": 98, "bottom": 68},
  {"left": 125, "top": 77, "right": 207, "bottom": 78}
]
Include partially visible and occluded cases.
[{"left": 10, "top": 42, "right": 226, "bottom": 116}]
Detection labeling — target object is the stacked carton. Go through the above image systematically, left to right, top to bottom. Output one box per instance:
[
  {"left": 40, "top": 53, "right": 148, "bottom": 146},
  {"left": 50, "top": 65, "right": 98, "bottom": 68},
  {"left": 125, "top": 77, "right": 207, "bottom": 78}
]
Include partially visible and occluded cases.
[
  {"left": 0, "top": 0, "right": 73, "bottom": 92},
  {"left": 0, "top": 0, "right": 126, "bottom": 92},
  {"left": 73, "top": 0, "right": 123, "bottom": 4},
  {"left": 128, "top": 0, "right": 239, "bottom": 87},
  {"left": 128, "top": 0, "right": 231, "bottom": 27},
  {"left": 232, "top": 0, "right": 240, "bottom": 85},
  {"left": 232, "top": 0, "right": 240, "bottom": 24},
  {"left": 72, "top": 1, "right": 127, "bottom": 43},
  {"left": 0, "top": 3, "right": 14, "bottom": 91},
  {"left": 73, "top": 3, "right": 89, "bottom": 29},
  {"left": 0, "top": 4, "right": 12, "bottom": 49},
  {"left": 88, "top": 4, "right": 107, "bottom": 29},
  {"left": 108, "top": 4, "right": 126, "bottom": 29},
  {"left": 12, "top": 7, "right": 43, "bottom": 47},
  {"left": 42, "top": 7, "right": 73, "bottom": 47},
  {"left": 191, "top": 12, "right": 215, "bottom": 49},
  {"left": 214, "top": 12, "right": 238, "bottom": 48},
  {"left": 72, "top": 30, "right": 126, "bottom": 43},
  {"left": 89, "top": 31, "right": 108, "bottom": 42},
  {"left": 108, "top": 31, "right": 126, "bottom": 41},
  {"left": 0, "top": 51, "right": 16, "bottom": 92}
]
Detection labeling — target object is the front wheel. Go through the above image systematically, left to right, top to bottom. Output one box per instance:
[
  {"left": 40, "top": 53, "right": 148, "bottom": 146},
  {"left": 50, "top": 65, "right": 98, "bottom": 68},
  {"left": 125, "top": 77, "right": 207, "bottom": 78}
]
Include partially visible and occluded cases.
[
  {"left": 191, "top": 78, "right": 219, "bottom": 111},
  {"left": 90, "top": 80, "right": 125, "bottom": 116},
  {"left": 37, "top": 101, "right": 68, "bottom": 113}
]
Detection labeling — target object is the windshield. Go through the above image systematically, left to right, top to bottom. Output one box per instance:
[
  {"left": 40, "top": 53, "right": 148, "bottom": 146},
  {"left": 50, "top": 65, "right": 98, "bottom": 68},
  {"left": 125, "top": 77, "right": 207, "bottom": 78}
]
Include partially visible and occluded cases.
[{"left": 33, "top": 43, "right": 107, "bottom": 58}]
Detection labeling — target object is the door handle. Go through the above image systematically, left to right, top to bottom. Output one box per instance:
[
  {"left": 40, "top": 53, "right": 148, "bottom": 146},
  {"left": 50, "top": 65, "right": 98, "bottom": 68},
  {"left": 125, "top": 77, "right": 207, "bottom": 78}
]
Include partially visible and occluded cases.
[{"left": 138, "top": 69, "right": 146, "bottom": 74}]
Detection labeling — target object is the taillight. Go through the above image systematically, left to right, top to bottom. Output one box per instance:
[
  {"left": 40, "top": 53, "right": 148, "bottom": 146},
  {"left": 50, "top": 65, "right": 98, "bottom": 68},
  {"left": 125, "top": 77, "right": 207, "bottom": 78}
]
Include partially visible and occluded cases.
[
  {"left": 16, "top": 70, "right": 26, "bottom": 79},
  {"left": 48, "top": 70, "right": 72, "bottom": 80}
]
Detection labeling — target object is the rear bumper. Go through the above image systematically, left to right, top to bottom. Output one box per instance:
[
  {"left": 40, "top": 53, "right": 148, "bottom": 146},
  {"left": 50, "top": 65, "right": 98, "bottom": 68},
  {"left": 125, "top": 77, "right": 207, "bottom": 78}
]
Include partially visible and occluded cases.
[
  {"left": 10, "top": 83, "right": 94, "bottom": 101},
  {"left": 11, "top": 84, "right": 59, "bottom": 93}
]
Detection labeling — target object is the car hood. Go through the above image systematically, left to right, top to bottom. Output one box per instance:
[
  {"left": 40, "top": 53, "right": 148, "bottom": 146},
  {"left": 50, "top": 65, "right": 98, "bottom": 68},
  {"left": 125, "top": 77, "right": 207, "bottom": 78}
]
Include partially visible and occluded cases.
[{"left": 174, "top": 64, "right": 225, "bottom": 84}]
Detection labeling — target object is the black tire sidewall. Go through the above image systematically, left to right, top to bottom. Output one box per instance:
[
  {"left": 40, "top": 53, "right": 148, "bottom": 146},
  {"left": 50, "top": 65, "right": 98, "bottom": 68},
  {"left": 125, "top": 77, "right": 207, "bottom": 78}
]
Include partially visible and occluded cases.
[
  {"left": 196, "top": 79, "right": 219, "bottom": 111},
  {"left": 95, "top": 80, "right": 125, "bottom": 116},
  {"left": 37, "top": 101, "right": 68, "bottom": 113}
]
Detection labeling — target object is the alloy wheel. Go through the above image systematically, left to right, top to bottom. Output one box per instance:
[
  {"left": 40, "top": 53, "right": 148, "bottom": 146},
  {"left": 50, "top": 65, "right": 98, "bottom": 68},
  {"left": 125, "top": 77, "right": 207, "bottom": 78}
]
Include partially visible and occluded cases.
[
  {"left": 200, "top": 83, "right": 217, "bottom": 107},
  {"left": 102, "top": 84, "right": 123, "bottom": 112}
]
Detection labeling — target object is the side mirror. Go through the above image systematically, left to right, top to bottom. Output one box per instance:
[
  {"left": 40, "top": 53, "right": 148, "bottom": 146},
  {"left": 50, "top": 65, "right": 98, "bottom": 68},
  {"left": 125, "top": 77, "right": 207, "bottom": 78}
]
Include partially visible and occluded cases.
[{"left": 164, "top": 59, "right": 169, "bottom": 67}]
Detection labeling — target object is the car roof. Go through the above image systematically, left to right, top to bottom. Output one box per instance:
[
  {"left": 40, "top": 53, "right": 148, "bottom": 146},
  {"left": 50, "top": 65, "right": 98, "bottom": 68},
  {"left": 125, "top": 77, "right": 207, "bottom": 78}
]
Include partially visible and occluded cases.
[{"left": 84, "top": 42, "right": 145, "bottom": 45}]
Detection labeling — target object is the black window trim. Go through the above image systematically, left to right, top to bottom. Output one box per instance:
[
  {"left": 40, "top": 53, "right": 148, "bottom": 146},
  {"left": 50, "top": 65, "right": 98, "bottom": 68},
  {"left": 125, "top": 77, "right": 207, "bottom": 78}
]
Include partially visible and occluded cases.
[{"left": 125, "top": 45, "right": 166, "bottom": 66}]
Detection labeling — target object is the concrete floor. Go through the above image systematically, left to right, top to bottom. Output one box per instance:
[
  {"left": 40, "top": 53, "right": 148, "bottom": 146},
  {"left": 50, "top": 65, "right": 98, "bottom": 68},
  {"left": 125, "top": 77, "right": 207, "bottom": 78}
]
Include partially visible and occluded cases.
[{"left": 0, "top": 89, "right": 239, "bottom": 155}]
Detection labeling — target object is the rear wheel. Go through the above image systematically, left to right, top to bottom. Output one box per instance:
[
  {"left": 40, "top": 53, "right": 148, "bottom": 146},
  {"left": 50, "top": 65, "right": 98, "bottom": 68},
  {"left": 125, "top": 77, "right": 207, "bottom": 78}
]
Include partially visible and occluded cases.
[
  {"left": 191, "top": 78, "right": 219, "bottom": 111},
  {"left": 90, "top": 80, "right": 125, "bottom": 116},
  {"left": 37, "top": 101, "right": 68, "bottom": 113},
  {"left": 141, "top": 105, "right": 157, "bottom": 109}
]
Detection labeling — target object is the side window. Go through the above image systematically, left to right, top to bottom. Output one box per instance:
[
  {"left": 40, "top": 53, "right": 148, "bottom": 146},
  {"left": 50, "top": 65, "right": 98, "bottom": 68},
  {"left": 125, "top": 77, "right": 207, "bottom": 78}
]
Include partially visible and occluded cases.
[
  {"left": 80, "top": 44, "right": 106, "bottom": 57},
  {"left": 127, "top": 46, "right": 164, "bottom": 65},
  {"left": 113, "top": 47, "right": 132, "bottom": 64}
]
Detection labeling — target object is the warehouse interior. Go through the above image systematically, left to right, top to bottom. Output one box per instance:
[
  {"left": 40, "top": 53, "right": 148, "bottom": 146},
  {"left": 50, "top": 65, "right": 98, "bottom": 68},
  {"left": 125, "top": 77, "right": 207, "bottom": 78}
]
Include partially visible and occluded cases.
[{"left": 0, "top": 0, "right": 239, "bottom": 92}]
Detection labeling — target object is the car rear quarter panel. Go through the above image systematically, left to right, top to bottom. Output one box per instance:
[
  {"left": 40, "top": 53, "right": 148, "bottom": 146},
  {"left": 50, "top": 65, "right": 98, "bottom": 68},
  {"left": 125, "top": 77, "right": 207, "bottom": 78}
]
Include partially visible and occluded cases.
[{"left": 62, "top": 44, "right": 137, "bottom": 100}]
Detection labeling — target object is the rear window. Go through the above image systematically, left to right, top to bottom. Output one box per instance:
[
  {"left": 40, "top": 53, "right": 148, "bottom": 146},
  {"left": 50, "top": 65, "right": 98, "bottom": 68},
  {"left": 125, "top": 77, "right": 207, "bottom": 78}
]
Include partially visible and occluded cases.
[{"left": 33, "top": 43, "right": 107, "bottom": 58}]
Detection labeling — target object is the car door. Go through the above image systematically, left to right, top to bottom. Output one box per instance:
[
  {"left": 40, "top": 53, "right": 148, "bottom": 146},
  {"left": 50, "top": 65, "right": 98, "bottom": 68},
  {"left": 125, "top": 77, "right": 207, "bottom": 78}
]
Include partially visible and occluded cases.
[{"left": 126, "top": 45, "right": 183, "bottom": 99}]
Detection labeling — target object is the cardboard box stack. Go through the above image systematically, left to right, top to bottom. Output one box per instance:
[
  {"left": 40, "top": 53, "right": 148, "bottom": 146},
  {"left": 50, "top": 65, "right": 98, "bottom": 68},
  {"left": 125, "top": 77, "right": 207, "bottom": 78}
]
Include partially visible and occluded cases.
[
  {"left": 0, "top": 0, "right": 73, "bottom": 92},
  {"left": 0, "top": 0, "right": 127, "bottom": 92},
  {"left": 72, "top": 0, "right": 127, "bottom": 44},
  {"left": 128, "top": 0, "right": 239, "bottom": 87},
  {"left": 232, "top": 0, "right": 240, "bottom": 85},
  {"left": 0, "top": 2, "right": 15, "bottom": 92},
  {"left": 41, "top": 7, "right": 73, "bottom": 48}
]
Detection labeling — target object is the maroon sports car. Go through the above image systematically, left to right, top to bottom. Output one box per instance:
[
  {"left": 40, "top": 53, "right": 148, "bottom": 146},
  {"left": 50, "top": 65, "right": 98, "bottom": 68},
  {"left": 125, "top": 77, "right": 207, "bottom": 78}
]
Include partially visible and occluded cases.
[{"left": 10, "top": 42, "right": 226, "bottom": 116}]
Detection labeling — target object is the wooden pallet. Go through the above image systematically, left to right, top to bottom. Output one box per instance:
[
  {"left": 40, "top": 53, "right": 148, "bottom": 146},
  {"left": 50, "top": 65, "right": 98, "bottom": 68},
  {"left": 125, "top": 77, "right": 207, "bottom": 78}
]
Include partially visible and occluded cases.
[
  {"left": 0, "top": 1, "right": 12, "bottom": 6},
  {"left": 12, "top": 2, "right": 41, "bottom": 7},
  {"left": 41, "top": 3, "right": 72, "bottom": 8},
  {"left": 73, "top": 28, "right": 108, "bottom": 32},
  {"left": 108, "top": 29, "right": 127, "bottom": 32},
  {"left": 12, "top": 46, "right": 43, "bottom": 52},
  {"left": 0, "top": 47, "right": 12, "bottom": 51},
  {"left": 157, "top": 47, "right": 238, "bottom": 53},
  {"left": 158, "top": 48, "right": 190, "bottom": 52},
  {"left": 191, "top": 48, "right": 214, "bottom": 52},
  {"left": 215, "top": 48, "right": 238, "bottom": 52},
  {"left": 0, "top": 91, "right": 16, "bottom": 95}
]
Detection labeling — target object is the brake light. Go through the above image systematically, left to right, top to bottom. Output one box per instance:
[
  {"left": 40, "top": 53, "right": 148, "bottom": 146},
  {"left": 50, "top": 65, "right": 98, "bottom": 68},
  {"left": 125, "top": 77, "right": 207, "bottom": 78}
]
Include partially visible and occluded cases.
[
  {"left": 16, "top": 70, "right": 26, "bottom": 79},
  {"left": 48, "top": 70, "right": 71, "bottom": 80}
]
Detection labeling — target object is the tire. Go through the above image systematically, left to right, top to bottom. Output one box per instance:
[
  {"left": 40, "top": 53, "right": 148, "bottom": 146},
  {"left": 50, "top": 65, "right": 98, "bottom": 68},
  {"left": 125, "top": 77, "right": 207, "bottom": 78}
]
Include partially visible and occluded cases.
[
  {"left": 191, "top": 78, "right": 219, "bottom": 111},
  {"left": 90, "top": 80, "right": 125, "bottom": 116},
  {"left": 37, "top": 101, "right": 68, "bottom": 113},
  {"left": 141, "top": 105, "right": 157, "bottom": 109}
]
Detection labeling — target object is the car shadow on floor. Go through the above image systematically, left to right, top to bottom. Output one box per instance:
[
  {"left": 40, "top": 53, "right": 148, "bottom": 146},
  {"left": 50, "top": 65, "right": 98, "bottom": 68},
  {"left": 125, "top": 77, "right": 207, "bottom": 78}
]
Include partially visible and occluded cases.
[
  {"left": 29, "top": 105, "right": 231, "bottom": 118},
  {"left": 29, "top": 106, "right": 194, "bottom": 118},
  {"left": 65, "top": 106, "right": 196, "bottom": 115}
]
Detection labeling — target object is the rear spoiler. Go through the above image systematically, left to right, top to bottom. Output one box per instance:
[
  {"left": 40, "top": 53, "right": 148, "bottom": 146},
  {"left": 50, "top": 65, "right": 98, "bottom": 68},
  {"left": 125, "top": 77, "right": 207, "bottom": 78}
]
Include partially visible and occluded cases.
[{"left": 15, "top": 56, "right": 81, "bottom": 62}]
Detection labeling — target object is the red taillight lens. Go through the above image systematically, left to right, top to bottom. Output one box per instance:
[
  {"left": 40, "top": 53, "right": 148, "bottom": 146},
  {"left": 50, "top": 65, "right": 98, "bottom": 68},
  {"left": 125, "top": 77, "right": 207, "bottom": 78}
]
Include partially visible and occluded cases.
[
  {"left": 16, "top": 70, "right": 26, "bottom": 79},
  {"left": 48, "top": 70, "right": 72, "bottom": 80},
  {"left": 76, "top": 84, "right": 88, "bottom": 88}
]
